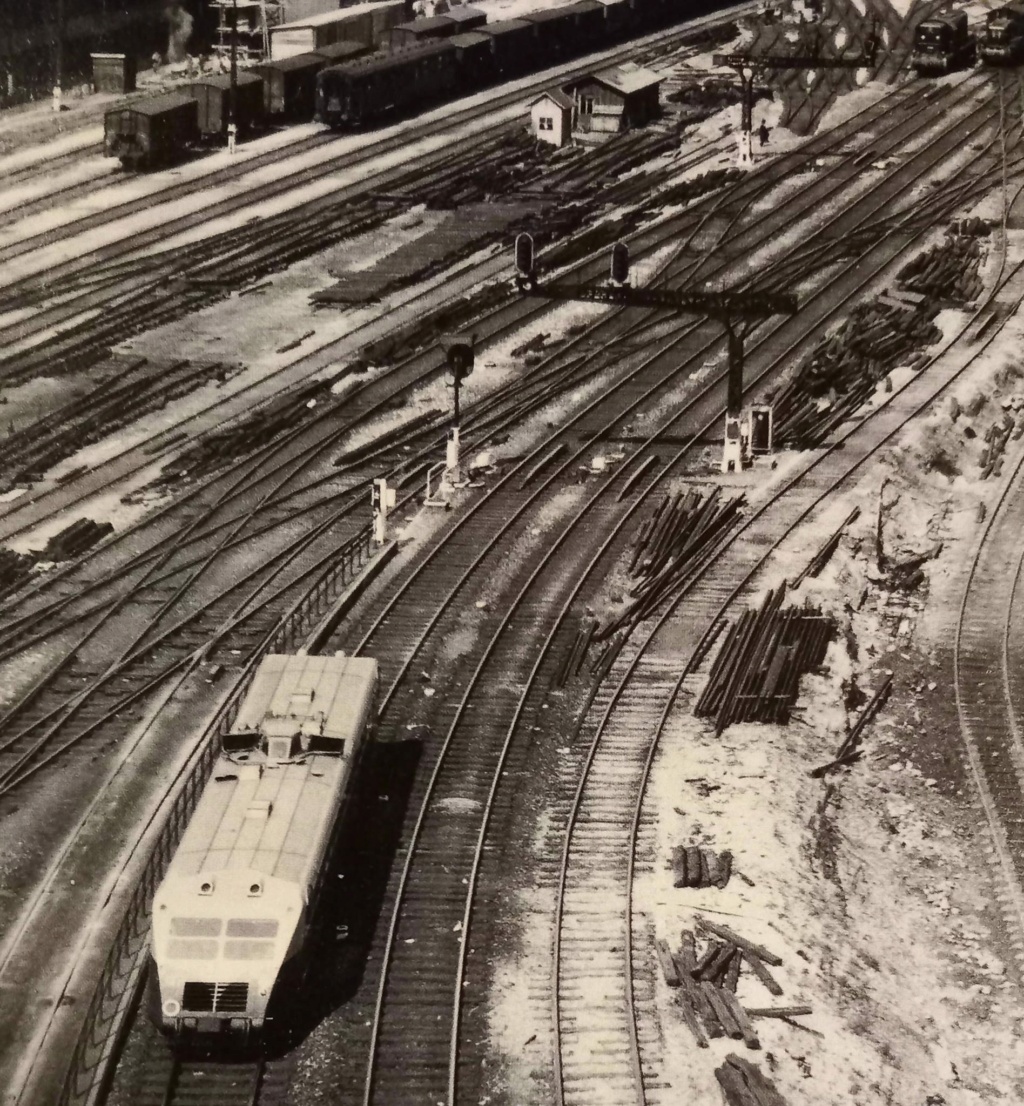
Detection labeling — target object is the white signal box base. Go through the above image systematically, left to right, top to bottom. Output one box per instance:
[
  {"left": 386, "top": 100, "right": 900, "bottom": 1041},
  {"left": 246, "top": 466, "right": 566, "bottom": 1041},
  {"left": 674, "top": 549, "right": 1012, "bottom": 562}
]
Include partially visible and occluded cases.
[{"left": 737, "top": 130, "right": 753, "bottom": 168}]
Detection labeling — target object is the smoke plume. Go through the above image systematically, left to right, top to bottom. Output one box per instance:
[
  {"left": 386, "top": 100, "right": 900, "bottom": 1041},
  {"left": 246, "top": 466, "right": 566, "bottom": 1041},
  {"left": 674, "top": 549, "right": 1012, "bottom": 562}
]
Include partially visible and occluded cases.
[{"left": 164, "top": 2, "right": 194, "bottom": 64}]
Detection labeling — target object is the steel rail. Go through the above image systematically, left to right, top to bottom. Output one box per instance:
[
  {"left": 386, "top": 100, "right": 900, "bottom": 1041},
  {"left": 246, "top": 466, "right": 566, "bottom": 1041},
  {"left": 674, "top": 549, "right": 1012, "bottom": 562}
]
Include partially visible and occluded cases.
[{"left": 551, "top": 214, "right": 1024, "bottom": 1106}]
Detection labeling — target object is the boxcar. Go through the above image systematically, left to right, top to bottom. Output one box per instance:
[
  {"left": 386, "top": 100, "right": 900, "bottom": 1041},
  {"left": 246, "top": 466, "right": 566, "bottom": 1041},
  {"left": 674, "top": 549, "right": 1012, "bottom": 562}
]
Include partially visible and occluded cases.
[
  {"left": 567, "top": 0, "right": 609, "bottom": 49},
  {"left": 598, "top": 0, "right": 634, "bottom": 42},
  {"left": 444, "top": 6, "right": 488, "bottom": 35},
  {"left": 520, "top": 6, "right": 579, "bottom": 62},
  {"left": 390, "top": 14, "right": 457, "bottom": 50},
  {"left": 477, "top": 19, "right": 538, "bottom": 77},
  {"left": 449, "top": 30, "right": 493, "bottom": 88},
  {"left": 315, "top": 39, "right": 373, "bottom": 64},
  {"left": 317, "top": 39, "right": 459, "bottom": 127},
  {"left": 256, "top": 41, "right": 370, "bottom": 118},
  {"left": 256, "top": 52, "right": 325, "bottom": 118},
  {"left": 189, "top": 71, "right": 265, "bottom": 139},
  {"left": 104, "top": 92, "right": 199, "bottom": 169}
]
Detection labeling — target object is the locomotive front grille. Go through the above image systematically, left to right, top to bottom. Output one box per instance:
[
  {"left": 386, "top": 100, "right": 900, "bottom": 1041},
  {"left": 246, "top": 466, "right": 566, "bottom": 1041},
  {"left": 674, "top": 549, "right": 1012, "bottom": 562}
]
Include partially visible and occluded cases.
[{"left": 182, "top": 981, "right": 249, "bottom": 1014}]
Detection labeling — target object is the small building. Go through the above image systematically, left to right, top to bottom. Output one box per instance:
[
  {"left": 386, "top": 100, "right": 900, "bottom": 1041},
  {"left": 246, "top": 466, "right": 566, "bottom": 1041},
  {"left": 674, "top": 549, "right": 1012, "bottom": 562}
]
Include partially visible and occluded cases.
[
  {"left": 271, "top": 0, "right": 406, "bottom": 59},
  {"left": 567, "top": 61, "right": 662, "bottom": 142},
  {"left": 531, "top": 89, "right": 573, "bottom": 147}
]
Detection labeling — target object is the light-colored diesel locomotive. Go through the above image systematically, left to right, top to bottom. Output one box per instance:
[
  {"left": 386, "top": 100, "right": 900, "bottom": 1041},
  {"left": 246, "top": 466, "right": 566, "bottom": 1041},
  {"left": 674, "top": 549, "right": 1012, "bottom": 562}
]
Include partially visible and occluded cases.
[{"left": 150, "top": 652, "right": 378, "bottom": 1036}]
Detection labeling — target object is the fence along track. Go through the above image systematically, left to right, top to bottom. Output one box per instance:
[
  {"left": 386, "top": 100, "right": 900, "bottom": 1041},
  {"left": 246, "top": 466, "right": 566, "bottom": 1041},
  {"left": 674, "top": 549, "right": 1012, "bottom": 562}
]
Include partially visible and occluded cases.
[
  {"left": 551, "top": 239, "right": 1024, "bottom": 1106},
  {"left": 53, "top": 529, "right": 378, "bottom": 1106}
]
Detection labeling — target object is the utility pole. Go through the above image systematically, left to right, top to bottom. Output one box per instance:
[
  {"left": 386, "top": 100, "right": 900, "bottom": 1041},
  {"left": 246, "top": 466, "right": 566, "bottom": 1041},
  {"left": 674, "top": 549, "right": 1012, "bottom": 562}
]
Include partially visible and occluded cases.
[
  {"left": 51, "top": 0, "right": 65, "bottom": 112},
  {"left": 229, "top": 0, "right": 239, "bottom": 153},
  {"left": 714, "top": 24, "right": 877, "bottom": 167},
  {"left": 513, "top": 236, "right": 796, "bottom": 472}
]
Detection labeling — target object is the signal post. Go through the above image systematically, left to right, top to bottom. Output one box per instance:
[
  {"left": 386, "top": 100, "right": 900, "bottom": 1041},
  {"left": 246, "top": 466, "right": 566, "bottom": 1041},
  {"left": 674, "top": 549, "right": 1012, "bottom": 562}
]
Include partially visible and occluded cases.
[{"left": 513, "top": 233, "right": 796, "bottom": 472}]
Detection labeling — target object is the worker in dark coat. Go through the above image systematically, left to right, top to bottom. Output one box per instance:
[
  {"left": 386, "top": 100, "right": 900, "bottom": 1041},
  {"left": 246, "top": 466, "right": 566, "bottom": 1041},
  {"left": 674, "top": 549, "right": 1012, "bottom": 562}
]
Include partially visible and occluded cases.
[{"left": 758, "top": 119, "right": 770, "bottom": 147}]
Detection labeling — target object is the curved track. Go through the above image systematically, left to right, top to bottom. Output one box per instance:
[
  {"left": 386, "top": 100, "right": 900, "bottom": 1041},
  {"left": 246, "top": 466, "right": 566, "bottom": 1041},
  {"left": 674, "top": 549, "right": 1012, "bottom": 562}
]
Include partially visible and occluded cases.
[{"left": 50, "top": 64, "right": 1024, "bottom": 1106}]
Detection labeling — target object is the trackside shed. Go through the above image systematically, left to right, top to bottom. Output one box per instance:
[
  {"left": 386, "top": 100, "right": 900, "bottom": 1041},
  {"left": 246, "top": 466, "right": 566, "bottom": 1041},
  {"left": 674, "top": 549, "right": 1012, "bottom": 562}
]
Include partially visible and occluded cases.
[{"left": 567, "top": 61, "right": 662, "bottom": 141}]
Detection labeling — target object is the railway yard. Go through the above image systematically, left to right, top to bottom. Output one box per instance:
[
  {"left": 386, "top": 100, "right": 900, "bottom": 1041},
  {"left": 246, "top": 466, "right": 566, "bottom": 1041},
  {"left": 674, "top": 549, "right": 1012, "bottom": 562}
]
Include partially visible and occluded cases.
[{"left": 5, "top": 0, "right": 1024, "bottom": 1103}]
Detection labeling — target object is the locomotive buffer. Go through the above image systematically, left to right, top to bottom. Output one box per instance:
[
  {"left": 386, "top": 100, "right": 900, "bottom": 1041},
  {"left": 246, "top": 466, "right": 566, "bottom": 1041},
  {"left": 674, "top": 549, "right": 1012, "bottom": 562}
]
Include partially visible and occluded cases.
[
  {"left": 713, "top": 27, "right": 877, "bottom": 166},
  {"left": 514, "top": 236, "right": 797, "bottom": 472}
]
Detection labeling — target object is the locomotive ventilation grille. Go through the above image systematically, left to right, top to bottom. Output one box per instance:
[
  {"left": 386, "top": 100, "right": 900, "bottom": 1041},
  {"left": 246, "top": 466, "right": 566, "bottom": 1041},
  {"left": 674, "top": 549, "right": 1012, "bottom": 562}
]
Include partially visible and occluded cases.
[{"left": 182, "top": 981, "right": 249, "bottom": 1014}]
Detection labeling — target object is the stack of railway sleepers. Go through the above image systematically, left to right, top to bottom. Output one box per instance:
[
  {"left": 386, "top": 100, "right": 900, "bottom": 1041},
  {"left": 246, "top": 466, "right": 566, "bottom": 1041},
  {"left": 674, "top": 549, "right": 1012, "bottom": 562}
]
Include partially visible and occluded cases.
[
  {"left": 189, "top": 71, "right": 265, "bottom": 138},
  {"left": 595, "top": 489, "right": 744, "bottom": 640},
  {"left": 39, "top": 518, "right": 114, "bottom": 562},
  {"left": 695, "top": 584, "right": 833, "bottom": 734},
  {"left": 671, "top": 845, "right": 733, "bottom": 888},
  {"left": 656, "top": 918, "right": 809, "bottom": 1058},
  {"left": 716, "top": 1056, "right": 789, "bottom": 1106}
]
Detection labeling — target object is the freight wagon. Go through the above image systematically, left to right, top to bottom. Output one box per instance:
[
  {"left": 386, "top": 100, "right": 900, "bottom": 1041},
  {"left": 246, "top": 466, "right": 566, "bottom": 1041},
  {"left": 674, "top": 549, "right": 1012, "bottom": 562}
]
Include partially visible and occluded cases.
[
  {"left": 389, "top": 6, "right": 487, "bottom": 50},
  {"left": 256, "top": 41, "right": 369, "bottom": 118},
  {"left": 189, "top": 71, "right": 266, "bottom": 139},
  {"left": 103, "top": 91, "right": 200, "bottom": 169},
  {"left": 149, "top": 652, "right": 378, "bottom": 1036}
]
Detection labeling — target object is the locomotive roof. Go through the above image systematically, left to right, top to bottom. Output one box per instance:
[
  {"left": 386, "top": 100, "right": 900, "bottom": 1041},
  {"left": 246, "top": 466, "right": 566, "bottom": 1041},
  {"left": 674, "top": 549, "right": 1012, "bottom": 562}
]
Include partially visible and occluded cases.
[
  {"left": 567, "top": 0, "right": 606, "bottom": 13},
  {"left": 326, "top": 38, "right": 457, "bottom": 75},
  {"left": 121, "top": 91, "right": 197, "bottom": 116},
  {"left": 231, "top": 653, "right": 377, "bottom": 743},
  {"left": 169, "top": 753, "right": 350, "bottom": 885}
]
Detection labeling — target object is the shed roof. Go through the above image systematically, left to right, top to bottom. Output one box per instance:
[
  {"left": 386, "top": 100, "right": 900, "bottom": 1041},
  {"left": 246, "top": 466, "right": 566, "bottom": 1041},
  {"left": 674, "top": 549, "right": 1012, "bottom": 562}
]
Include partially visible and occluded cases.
[
  {"left": 275, "top": 0, "right": 402, "bottom": 29},
  {"left": 446, "top": 4, "right": 486, "bottom": 21},
  {"left": 587, "top": 61, "right": 662, "bottom": 95},
  {"left": 532, "top": 88, "right": 574, "bottom": 111},
  {"left": 122, "top": 91, "right": 196, "bottom": 116}
]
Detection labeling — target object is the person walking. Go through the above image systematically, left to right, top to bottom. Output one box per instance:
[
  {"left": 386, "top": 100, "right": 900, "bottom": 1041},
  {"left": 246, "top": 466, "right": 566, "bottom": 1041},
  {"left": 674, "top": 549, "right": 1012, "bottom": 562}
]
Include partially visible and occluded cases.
[{"left": 758, "top": 119, "right": 770, "bottom": 147}]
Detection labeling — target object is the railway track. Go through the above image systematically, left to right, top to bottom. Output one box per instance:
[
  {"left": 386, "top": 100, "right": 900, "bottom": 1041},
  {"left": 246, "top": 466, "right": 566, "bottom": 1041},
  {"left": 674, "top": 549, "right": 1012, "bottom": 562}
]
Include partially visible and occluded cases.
[
  {"left": 0, "top": 12, "right": 745, "bottom": 294},
  {"left": 25, "top": 64, "right": 1024, "bottom": 1106},
  {"left": 545, "top": 226, "right": 1024, "bottom": 1106},
  {"left": 954, "top": 393, "right": 1024, "bottom": 977}
]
